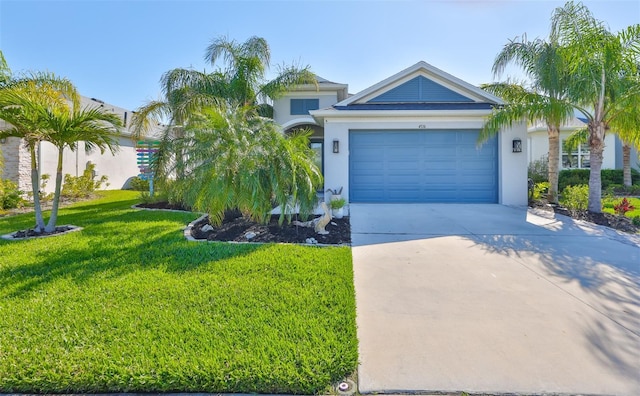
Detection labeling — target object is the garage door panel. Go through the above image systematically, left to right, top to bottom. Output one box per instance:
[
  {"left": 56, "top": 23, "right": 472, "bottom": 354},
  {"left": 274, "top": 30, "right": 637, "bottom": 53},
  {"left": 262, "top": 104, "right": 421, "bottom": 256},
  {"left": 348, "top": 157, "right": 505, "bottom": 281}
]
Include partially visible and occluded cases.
[
  {"left": 350, "top": 130, "right": 498, "bottom": 203},
  {"left": 424, "top": 146, "right": 457, "bottom": 157},
  {"left": 388, "top": 160, "right": 420, "bottom": 171}
]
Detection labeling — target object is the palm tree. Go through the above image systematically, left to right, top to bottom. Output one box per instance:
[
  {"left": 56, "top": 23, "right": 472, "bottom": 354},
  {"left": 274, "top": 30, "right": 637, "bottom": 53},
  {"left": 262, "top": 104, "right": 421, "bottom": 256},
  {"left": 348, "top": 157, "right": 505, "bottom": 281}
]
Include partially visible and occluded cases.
[
  {"left": 551, "top": 1, "right": 640, "bottom": 212},
  {"left": 131, "top": 35, "right": 317, "bottom": 188},
  {"left": 481, "top": 36, "right": 574, "bottom": 204},
  {"left": 0, "top": 50, "right": 10, "bottom": 85},
  {"left": 0, "top": 72, "right": 77, "bottom": 232},
  {"left": 609, "top": 98, "right": 640, "bottom": 187},
  {"left": 39, "top": 103, "right": 121, "bottom": 232},
  {"left": 170, "top": 104, "right": 322, "bottom": 225}
]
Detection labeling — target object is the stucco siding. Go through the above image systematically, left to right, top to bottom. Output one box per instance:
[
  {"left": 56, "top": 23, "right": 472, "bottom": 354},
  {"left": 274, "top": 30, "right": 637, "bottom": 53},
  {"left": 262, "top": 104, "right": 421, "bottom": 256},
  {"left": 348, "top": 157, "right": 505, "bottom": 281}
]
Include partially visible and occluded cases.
[
  {"left": 274, "top": 91, "right": 338, "bottom": 127},
  {"left": 499, "top": 122, "right": 528, "bottom": 206},
  {"left": 528, "top": 131, "right": 617, "bottom": 169},
  {"left": 37, "top": 137, "right": 140, "bottom": 193}
]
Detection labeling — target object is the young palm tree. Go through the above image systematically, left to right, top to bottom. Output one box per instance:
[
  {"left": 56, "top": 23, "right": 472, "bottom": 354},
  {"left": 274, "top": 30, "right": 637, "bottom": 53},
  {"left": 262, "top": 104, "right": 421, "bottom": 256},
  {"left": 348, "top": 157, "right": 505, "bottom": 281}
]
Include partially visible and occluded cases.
[
  {"left": 551, "top": 1, "right": 640, "bottom": 212},
  {"left": 481, "top": 36, "right": 574, "bottom": 204},
  {"left": 0, "top": 50, "right": 10, "bottom": 85},
  {"left": 0, "top": 72, "right": 77, "bottom": 232},
  {"left": 609, "top": 98, "right": 640, "bottom": 187},
  {"left": 39, "top": 104, "right": 121, "bottom": 232},
  {"left": 171, "top": 105, "right": 322, "bottom": 225}
]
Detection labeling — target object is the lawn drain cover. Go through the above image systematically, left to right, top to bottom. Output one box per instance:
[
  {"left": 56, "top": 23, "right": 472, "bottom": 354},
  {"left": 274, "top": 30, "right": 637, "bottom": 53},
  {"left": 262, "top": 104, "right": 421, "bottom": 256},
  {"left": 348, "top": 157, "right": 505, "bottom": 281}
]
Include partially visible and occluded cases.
[{"left": 336, "top": 379, "right": 356, "bottom": 396}]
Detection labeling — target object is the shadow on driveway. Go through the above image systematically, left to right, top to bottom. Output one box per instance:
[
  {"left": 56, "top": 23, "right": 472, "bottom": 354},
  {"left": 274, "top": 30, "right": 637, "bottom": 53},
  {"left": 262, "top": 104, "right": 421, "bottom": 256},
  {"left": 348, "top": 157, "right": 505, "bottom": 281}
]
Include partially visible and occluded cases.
[{"left": 350, "top": 203, "right": 640, "bottom": 395}]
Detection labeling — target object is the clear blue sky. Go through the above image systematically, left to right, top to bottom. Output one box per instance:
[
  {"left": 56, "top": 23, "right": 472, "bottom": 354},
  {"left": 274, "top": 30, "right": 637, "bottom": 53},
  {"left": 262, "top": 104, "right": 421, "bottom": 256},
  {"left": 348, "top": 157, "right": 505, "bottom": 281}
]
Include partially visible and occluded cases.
[{"left": 1, "top": 0, "right": 638, "bottom": 110}]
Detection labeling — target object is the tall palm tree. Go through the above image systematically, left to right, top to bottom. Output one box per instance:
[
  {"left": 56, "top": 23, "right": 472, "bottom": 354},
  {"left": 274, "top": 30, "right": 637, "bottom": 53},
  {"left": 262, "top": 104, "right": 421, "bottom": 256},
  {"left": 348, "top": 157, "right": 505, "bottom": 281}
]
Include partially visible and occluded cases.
[
  {"left": 551, "top": 1, "right": 640, "bottom": 212},
  {"left": 132, "top": 35, "right": 317, "bottom": 182},
  {"left": 481, "top": 36, "right": 574, "bottom": 204},
  {"left": 0, "top": 73, "right": 77, "bottom": 232},
  {"left": 39, "top": 103, "right": 121, "bottom": 232}
]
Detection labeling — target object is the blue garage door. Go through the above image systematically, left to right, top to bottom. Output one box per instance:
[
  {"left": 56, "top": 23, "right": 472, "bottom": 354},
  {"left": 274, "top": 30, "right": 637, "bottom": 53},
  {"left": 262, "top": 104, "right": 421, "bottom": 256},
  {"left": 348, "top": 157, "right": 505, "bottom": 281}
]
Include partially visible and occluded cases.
[{"left": 349, "top": 130, "right": 498, "bottom": 203}]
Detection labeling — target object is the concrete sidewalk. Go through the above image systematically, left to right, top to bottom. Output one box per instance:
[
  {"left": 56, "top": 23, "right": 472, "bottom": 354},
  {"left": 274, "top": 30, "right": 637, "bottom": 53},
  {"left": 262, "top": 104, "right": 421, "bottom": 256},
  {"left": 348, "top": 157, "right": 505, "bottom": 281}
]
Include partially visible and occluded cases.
[{"left": 351, "top": 204, "right": 640, "bottom": 396}]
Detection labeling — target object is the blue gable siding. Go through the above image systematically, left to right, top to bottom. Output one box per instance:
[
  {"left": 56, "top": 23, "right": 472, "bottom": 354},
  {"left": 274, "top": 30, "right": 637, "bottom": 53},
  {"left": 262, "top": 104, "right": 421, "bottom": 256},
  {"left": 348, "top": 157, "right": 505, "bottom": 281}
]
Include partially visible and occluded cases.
[{"left": 368, "top": 76, "right": 473, "bottom": 103}]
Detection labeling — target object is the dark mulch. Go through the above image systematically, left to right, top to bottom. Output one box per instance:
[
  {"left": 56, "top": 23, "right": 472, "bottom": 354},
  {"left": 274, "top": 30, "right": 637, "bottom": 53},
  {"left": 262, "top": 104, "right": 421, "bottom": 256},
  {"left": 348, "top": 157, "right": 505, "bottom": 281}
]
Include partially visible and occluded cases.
[
  {"left": 530, "top": 199, "right": 639, "bottom": 234},
  {"left": 136, "top": 201, "right": 191, "bottom": 211},
  {"left": 136, "top": 202, "right": 351, "bottom": 245},
  {"left": 190, "top": 213, "right": 351, "bottom": 245},
  {"left": 11, "top": 225, "right": 77, "bottom": 239}
]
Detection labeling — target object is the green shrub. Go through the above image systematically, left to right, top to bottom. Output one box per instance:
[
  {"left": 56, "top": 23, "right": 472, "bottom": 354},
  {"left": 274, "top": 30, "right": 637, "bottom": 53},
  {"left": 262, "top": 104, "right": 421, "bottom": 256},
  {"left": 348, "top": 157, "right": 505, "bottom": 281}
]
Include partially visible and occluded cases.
[
  {"left": 528, "top": 155, "right": 549, "bottom": 183},
  {"left": 62, "top": 164, "right": 109, "bottom": 199},
  {"left": 559, "top": 168, "right": 640, "bottom": 192},
  {"left": 558, "top": 169, "right": 590, "bottom": 191},
  {"left": 128, "top": 176, "right": 150, "bottom": 191},
  {"left": 0, "top": 178, "right": 23, "bottom": 209},
  {"left": 533, "top": 182, "right": 550, "bottom": 200},
  {"left": 560, "top": 184, "right": 589, "bottom": 212},
  {"left": 139, "top": 189, "right": 170, "bottom": 204},
  {"left": 329, "top": 197, "right": 346, "bottom": 209},
  {"left": 632, "top": 215, "right": 640, "bottom": 227}
]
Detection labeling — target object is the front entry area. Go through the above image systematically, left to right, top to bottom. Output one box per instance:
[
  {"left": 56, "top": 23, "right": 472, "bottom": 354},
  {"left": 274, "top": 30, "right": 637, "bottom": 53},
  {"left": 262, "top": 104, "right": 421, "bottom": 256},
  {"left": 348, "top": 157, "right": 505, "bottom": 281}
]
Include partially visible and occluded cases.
[{"left": 349, "top": 129, "right": 498, "bottom": 203}]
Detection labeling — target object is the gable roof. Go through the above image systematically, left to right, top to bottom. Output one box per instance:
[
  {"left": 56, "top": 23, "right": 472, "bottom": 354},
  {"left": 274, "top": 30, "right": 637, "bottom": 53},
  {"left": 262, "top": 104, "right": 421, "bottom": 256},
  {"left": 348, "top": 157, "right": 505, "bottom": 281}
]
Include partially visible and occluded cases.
[{"left": 336, "top": 61, "right": 503, "bottom": 107}]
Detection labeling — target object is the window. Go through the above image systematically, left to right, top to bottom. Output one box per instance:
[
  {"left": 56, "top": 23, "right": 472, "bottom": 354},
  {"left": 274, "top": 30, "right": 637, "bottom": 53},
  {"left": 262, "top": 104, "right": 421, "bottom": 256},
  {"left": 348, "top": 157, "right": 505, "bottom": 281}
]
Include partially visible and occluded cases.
[
  {"left": 290, "top": 99, "right": 319, "bottom": 115},
  {"left": 562, "top": 140, "right": 590, "bottom": 169},
  {"left": 310, "top": 141, "right": 324, "bottom": 191}
]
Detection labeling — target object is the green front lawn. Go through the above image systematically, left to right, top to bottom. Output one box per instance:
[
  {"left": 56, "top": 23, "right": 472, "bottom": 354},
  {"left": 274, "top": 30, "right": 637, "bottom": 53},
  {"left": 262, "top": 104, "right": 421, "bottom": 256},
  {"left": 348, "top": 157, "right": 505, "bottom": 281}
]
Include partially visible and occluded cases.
[{"left": 0, "top": 191, "right": 357, "bottom": 394}]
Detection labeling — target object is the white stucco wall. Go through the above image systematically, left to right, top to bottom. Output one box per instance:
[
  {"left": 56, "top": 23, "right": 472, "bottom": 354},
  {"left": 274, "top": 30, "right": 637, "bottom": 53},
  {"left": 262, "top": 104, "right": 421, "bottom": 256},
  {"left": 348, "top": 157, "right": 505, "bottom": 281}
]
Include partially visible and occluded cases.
[
  {"left": 273, "top": 91, "right": 339, "bottom": 127},
  {"left": 321, "top": 112, "right": 529, "bottom": 207},
  {"left": 499, "top": 122, "right": 528, "bottom": 206},
  {"left": 528, "top": 130, "right": 617, "bottom": 169},
  {"left": 37, "top": 137, "right": 141, "bottom": 193}
]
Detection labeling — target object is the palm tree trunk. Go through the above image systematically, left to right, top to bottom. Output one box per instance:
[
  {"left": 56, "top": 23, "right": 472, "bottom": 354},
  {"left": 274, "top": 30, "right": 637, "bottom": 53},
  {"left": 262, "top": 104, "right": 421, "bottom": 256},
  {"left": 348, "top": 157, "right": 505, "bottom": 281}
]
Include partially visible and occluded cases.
[
  {"left": 587, "top": 123, "right": 606, "bottom": 213},
  {"left": 547, "top": 125, "right": 560, "bottom": 203},
  {"left": 29, "top": 143, "right": 45, "bottom": 232},
  {"left": 622, "top": 144, "right": 631, "bottom": 187},
  {"left": 45, "top": 147, "right": 64, "bottom": 233}
]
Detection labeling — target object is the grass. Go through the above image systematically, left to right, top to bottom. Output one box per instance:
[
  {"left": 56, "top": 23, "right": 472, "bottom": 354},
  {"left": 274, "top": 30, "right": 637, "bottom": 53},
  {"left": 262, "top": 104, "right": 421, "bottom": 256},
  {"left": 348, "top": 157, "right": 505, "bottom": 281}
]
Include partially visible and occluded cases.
[
  {"left": 0, "top": 191, "right": 357, "bottom": 394},
  {"left": 602, "top": 196, "right": 640, "bottom": 218}
]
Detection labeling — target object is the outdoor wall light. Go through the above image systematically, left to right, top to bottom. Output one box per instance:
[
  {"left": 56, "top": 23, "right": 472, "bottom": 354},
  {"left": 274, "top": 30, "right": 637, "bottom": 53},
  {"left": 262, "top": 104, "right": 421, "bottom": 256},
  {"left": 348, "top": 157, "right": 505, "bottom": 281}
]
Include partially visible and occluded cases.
[
  {"left": 0, "top": 137, "right": 6, "bottom": 144},
  {"left": 512, "top": 138, "right": 522, "bottom": 153},
  {"left": 333, "top": 139, "right": 340, "bottom": 153}
]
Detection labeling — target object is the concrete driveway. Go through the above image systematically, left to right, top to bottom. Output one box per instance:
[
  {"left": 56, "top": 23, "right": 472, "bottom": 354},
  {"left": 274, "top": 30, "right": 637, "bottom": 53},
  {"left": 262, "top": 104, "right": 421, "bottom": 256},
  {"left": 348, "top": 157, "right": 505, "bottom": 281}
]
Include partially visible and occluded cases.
[{"left": 350, "top": 204, "right": 640, "bottom": 396}]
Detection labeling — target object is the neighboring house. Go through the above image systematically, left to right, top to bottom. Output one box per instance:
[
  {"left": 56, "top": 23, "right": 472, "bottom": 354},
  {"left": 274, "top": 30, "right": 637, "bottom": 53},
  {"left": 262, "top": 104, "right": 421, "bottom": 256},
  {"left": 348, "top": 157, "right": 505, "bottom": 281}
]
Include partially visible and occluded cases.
[
  {"left": 274, "top": 61, "right": 528, "bottom": 206},
  {"left": 0, "top": 96, "right": 152, "bottom": 194},
  {"left": 527, "top": 117, "right": 640, "bottom": 171}
]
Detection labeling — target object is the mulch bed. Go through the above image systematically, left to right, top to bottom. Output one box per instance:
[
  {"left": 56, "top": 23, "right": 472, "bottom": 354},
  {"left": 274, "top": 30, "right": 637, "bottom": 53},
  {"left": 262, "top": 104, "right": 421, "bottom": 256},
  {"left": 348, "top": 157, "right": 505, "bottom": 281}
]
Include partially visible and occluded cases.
[
  {"left": 530, "top": 199, "right": 639, "bottom": 234},
  {"left": 135, "top": 201, "right": 191, "bottom": 211},
  {"left": 135, "top": 202, "right": 351, "bottom": 245},
  {"left": 190, "top": 213, "right": 351, "bottom": 245},
  {"left": 11, "top": 225, "right": 76, "bottom": 238}
]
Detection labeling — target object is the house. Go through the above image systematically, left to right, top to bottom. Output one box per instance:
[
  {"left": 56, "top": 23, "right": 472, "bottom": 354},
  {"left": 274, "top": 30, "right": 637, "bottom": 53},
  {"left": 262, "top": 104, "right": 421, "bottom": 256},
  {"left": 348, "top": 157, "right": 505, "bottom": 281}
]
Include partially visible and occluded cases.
[
  {"left": 274, "top": 61, "right": 528, "bottom": 206},
  {"left": 0, "top": 96, "right": 152, "bottom": 194},
  {"left": 527, "top": 117, "right": 640, "bottom": 171}
]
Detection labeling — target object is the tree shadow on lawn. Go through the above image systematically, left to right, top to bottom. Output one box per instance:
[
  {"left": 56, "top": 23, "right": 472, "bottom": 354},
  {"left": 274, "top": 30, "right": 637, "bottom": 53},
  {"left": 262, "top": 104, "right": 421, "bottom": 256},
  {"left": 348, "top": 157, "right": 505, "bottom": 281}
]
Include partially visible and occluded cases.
[
  {"left": 0, "top": 211, "right": 264, "bottom": 299},
  {"left": 467, "top": 225, "right": 640, "bottom": 386}
]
